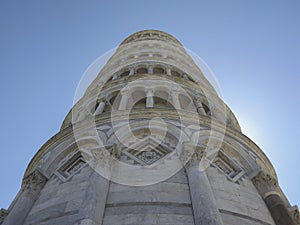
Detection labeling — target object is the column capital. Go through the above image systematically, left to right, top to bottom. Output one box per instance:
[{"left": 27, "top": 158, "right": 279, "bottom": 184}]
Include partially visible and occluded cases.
[
  {"left": 145, "top": 87, "right": 154, "bottom": 93},
  {"left": 171, "top": 87, "right": 181, "bottom": 95},
  {"left": 120, "top": 88, "right": 130, "bottom": 95},
  {"left": 98, "top": 97, "right": 107, "bottom": 103},
  {"left": 180, "top": 143, "right": 206, "bottom": 168},
  {"left": 91, "top": 144, "right": 120, "bottom": 171},
  {"left": 21, "top": 170, "right": 47, "bottom": 192},
  {"left": 252, "top": 171, "right": 279, "bottom": 198},
  {"left": 289, "top": 206, "right": 300, "bottom": 224}
]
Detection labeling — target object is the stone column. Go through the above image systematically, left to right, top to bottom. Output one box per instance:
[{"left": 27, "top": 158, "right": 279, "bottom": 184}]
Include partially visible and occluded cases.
[
  {"left": 148, "top": 66, "right": 153, "bottom": 74},
  {"left": 166, "top": 67, "right": 171, "bottom": 76},
  {"left": 129, "top": 68, "right": 135, "bottom": 76},
  {"left": 182, "top": 73, "right": 189, "bottom": 80},
  {"left": 111, "top": 74, "right": 119, "bottom": 80},
  {"left": 118, "top": 89, "right": 129, "bottom": 110},
  {"left": 146, "top": 89, "right": 154, "bottom": 108},
  {"left": 171, "top": 89, "right": 181, "bottom": 109},
  {"left": 194, "top": 95, "right": 206, "bottom": 115},
  {"left": 94, "top": 99, "right": 106, "bottom": 115},
  {"left": 182, "top": 144, "right": 224, "bottom": 225},
  {"left": 77, "top": 145, "right": 119, "bottom": 225},
  {"left": 3, "top": 170, "right": 47, "bottom": 225},
  {"left": 77, "top": 170, "right": 110, "bottom": 225},
  {"left": 252, "top": 171, "right": 297, "bottom": 225}
]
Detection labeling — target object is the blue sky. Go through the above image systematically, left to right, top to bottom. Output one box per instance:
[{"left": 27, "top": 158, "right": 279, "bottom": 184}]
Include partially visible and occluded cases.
[{"left": 0, "top": 1, "right": 299, "bottom": 208}]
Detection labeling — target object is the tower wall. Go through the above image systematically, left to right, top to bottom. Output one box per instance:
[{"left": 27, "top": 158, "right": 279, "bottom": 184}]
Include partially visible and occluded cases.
[{"left": 2, "top": 30, "right": 299, "bottom": 225}]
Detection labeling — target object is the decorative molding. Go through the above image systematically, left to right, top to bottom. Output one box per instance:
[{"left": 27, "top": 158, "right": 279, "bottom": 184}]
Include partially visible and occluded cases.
[
  {"left": 120, "top": 30, "right": 182, "bottom": 46},
  {"left": 121, "top": 137, "right": 172, "bottom": 166},
  {"left": 212, "top": 150, "right": 245, "bottom": 182},
  {"left": 55, "top": 151, "right": 86, "bottom": 182}
]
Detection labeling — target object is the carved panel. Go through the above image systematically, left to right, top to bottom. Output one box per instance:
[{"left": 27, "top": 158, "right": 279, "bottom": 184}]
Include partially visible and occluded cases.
[
  {"left": 122, "top": 142, "right": 171, "bottom": 166},
  {"left": 212, "top": 150, "right": 244, "bottom": 182},
  {"left": 55, "top": 151, "right": 86, "bottom": 182}
]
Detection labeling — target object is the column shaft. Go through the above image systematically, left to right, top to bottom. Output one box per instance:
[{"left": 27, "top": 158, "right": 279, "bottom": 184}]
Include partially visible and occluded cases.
[
  {"left": 148, "top": 66, "right": 153, "bottom": 74},
  {"left": 166, "top": 67, "right": 171, "bottom": 76},
  {"left": 129, "top": 68, "right": 135, "bottom": 76},
  {"left": 112, "top": 74, "right": 118, "bottom": 80},
  {"left": 146, "top": 90, "right": 154, "bottom": 108},
  {"left": 171, "top": 91, "right": 181, "bottom": 109},
  {"left": 118, "top": 92, "right": 129, "bottom": 110},
  {"left": 194, "top": 97, "right": 206, "bottom": 115},
  {"left": 94, "top": 101, "right": 106, "bottom": 115},
  {"left": 186, "top": 164, "right": 224, "bottom": 225},
  {"left": 3, "top": 170, "right": 47, "bottom": 225},
  {"left": 77, "top": 171, "right": 110, "bottom": 225},
  {"left": 252, "top": 171, "right": 297, "bottom": 225}
]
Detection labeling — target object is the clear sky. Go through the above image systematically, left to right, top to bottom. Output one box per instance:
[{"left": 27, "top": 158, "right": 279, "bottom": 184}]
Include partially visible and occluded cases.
[{"left": 0, "top": 0, "right": 299, "bottom": 208}]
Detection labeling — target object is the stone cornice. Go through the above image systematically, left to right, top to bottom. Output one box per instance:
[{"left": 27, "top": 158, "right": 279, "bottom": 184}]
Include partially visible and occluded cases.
[
  {"left": 120, "top": 30, "right": 183, "bottom": 46},
  {"left": 24, "top": 109, "right": 277, "bottom": 182},
  {"left": 24, "top": 126, "right": 75, "bottom": 178}
]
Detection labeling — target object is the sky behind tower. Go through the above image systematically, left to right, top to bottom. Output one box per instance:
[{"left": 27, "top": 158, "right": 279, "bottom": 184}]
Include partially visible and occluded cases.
[{"left": 0, "top": 0, "right": 299, "bottom": 208}]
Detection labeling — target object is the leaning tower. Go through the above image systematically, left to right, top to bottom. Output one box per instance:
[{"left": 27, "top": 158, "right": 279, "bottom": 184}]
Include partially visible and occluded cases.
[{"left": 1, "top": 30, "right": 299, "bottom": 225}]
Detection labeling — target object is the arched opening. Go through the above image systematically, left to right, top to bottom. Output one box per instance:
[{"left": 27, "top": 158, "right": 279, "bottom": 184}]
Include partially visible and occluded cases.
[
  {"left": 140, "top": 53, "right": 148, "bottom": 58},
  {"left": 153, "top": 67, "right": 165, "bottom": 74},
  {"left": 136, "top": 68, "right": 148, "bottom": 74},
  {"left": 120, "top": 70, "right": 129, "bottom": 77},
  {"left": 171, "top": 70, "right": 180, "bottom": 77},
  {"left": 131, "top": 90, "right": 147, "bottom": 109},
  {"left": 154, "top": 90, "right": 173, "bottom": 109},
  {"left": 107, "top": 91, "right": 121, "bottom": 111},
  {"left": 178, "top": 94, "right": 193, "bottom": 110},
  {"left": 133, "top": 97, "right": 147, "bottom": 109},
  {"left": 153, "top": 97, "right": 173, "bottom": 109},
  {"left": 92, "top": 101, "right": 100, "bottom": 114},
  {"left": 202, "top": 103, "right": 211, "bottom": 115}
]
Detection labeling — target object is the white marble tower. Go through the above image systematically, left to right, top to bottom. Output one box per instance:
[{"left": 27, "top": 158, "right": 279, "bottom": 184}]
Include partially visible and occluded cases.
[{"left": 1, "top": 30, "right": 299, "bottom": 225}]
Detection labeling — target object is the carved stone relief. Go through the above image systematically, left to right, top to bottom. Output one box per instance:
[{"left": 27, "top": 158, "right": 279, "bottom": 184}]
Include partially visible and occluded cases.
[
  {"left": 21, "top": 170, "right": 47, "bottom": 192},
  {"left": 252, "top": 171, "right": 279, "bottom": 197},
  {"left": 289, "top": 205, "right": 300, "bottom": 224}
]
